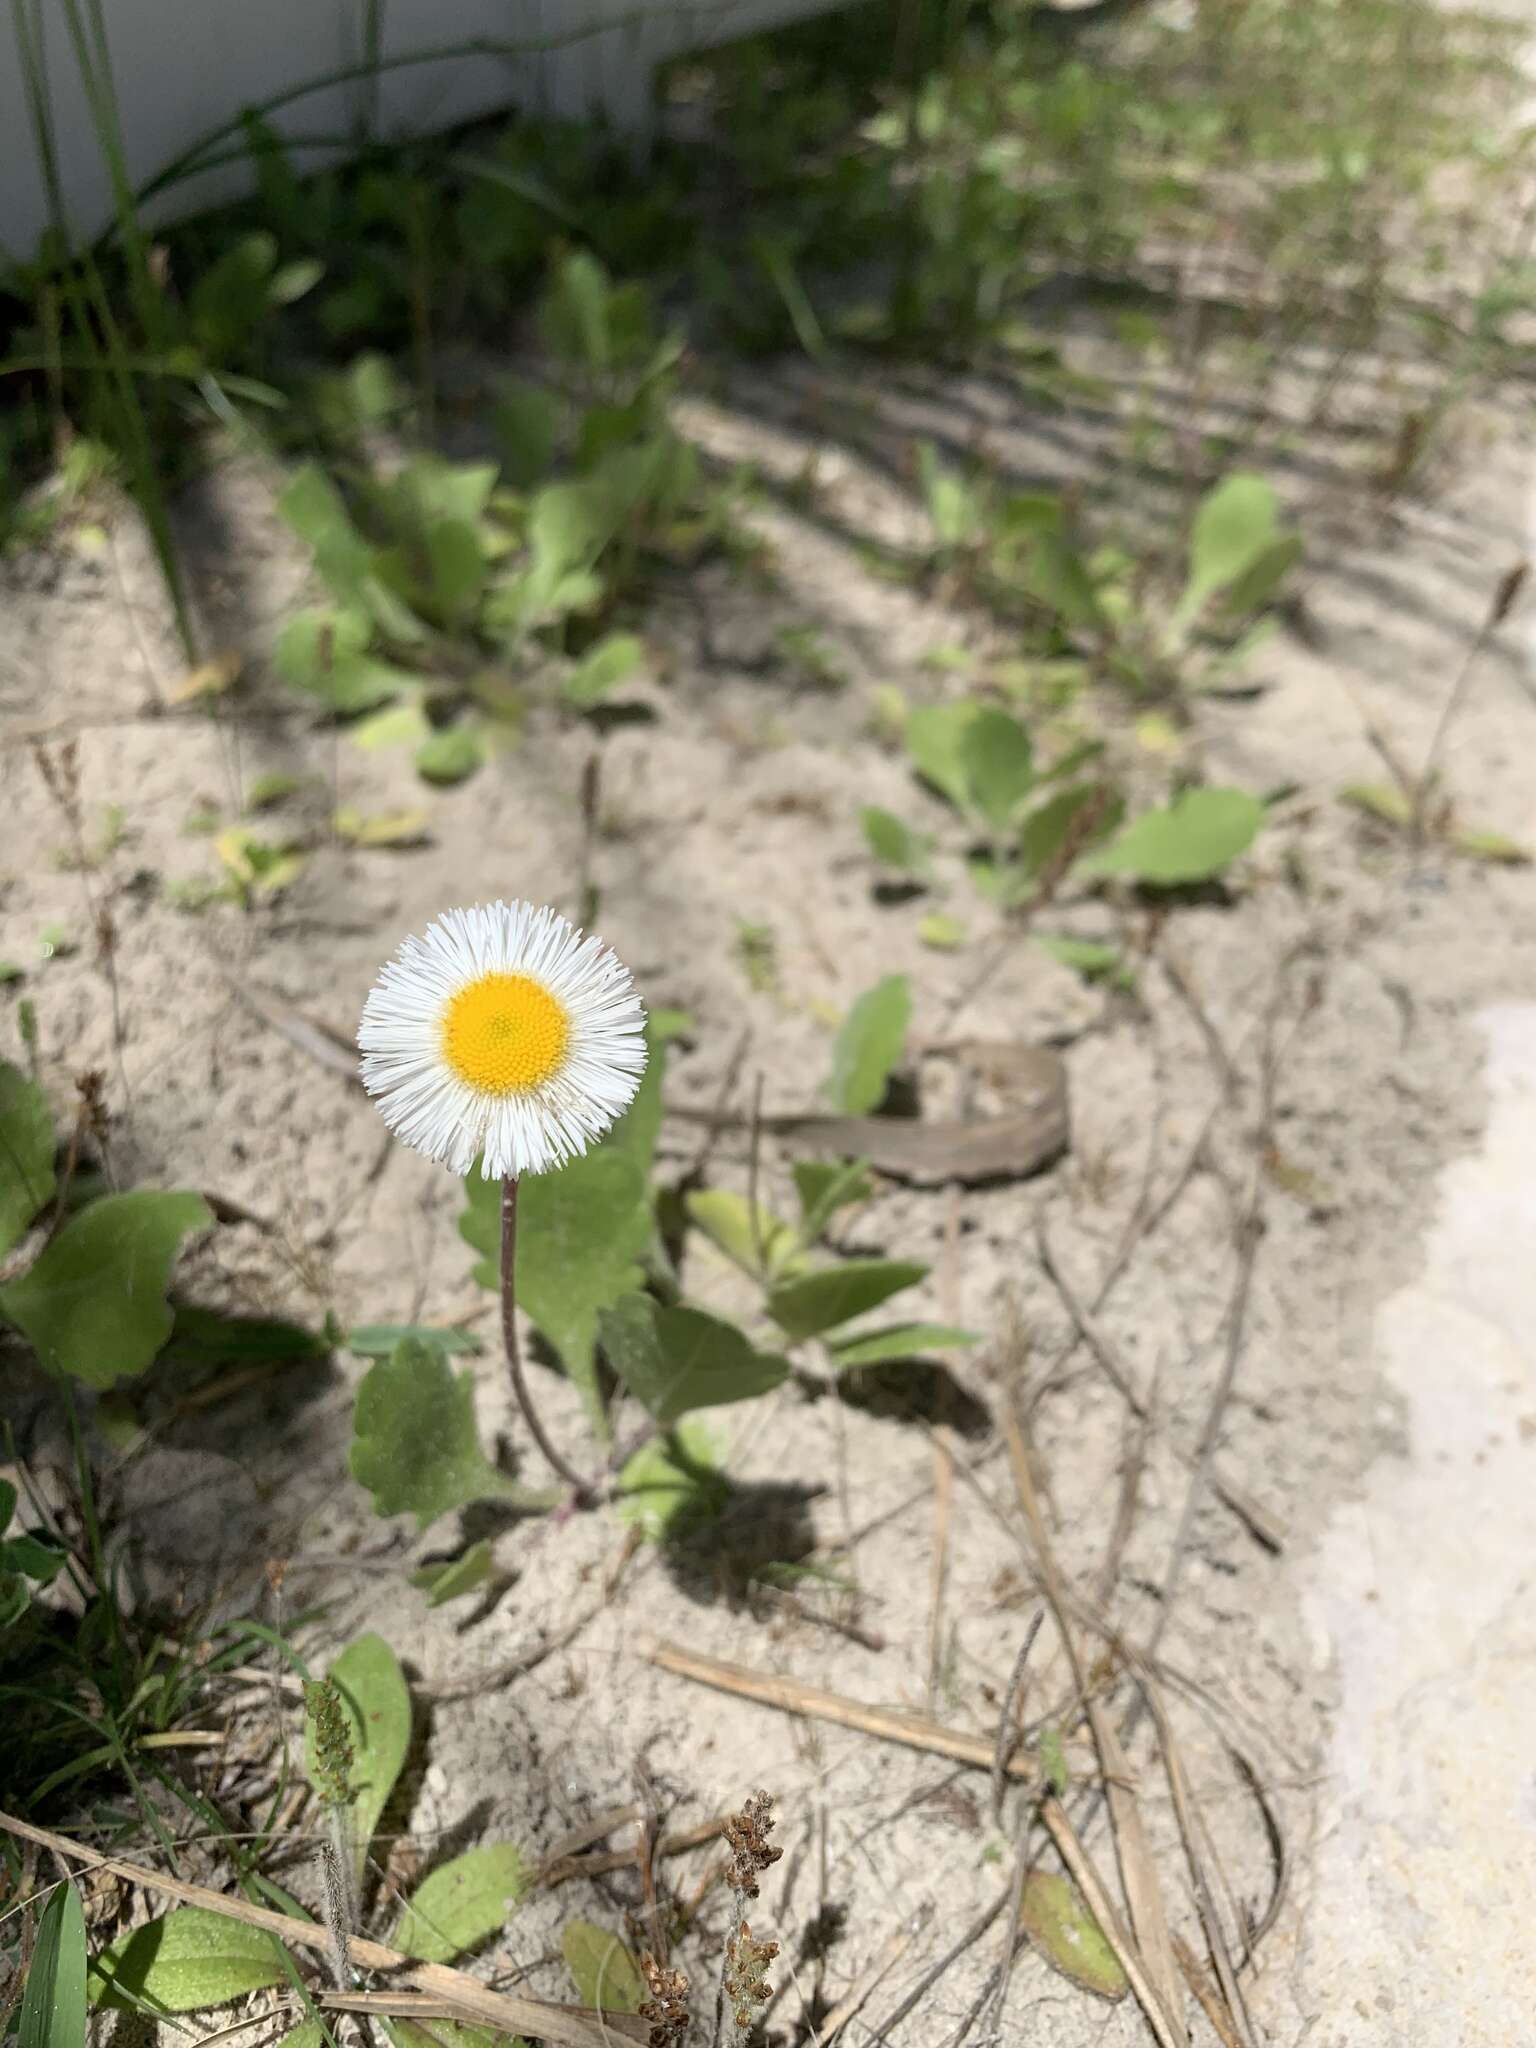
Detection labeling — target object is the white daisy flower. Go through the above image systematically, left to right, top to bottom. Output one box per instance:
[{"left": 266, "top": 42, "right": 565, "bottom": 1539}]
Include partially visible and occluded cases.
[{"left": 358, "top": 900, "right": 646, "bottom": 1180}]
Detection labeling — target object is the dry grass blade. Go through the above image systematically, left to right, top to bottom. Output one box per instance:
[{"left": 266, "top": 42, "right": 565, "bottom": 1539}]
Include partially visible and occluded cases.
[
  {"left": 1034, "top": 1214, "right": 1283, "bottom": 1553},
  {"left": 928, "top": 1431, "right": 954, "bottom": 1709},
  {"left": 641, "top": 1639, "right": 1038, "bottom": 1779},
  {"left": 1141, "top": 1678, "right": 1254, "bottom": 2048},
  {"left": 1087, "top": 1703, "right": 1186, "bottom": 2044},
  {"left": 1039, "top": 1798, "right": 1186, "bottom": 2048},
  {"left": 0, "top": 1811, "right": 647, "bottom": 2048},
  {"left": 818, "top": 1904, "right": 932, "bottom": 2044},
  {"left": 1172, "top": 1935, "right": 1246, "bottom": 2048}
]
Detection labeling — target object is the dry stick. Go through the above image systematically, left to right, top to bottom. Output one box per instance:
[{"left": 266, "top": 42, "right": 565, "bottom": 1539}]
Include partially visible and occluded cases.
[
  {"left": 1412, "top": 557, "right": 1529, "bottom": 846},
  {"left": 1144, "top": 1164, "right": 1264, "bottom": 1665},
  {"left": 499, "top": 1176, "right": 590, "bottom": 1499},
  {"left": 1033, "top": 1215, "right": 1283, "bottom": 1555},
  {"left": 1097, "top": 1394, "right": 1153, "bottom": 1608},
  {"left": 999, "top": 1399, "right": 1188, "bottom": 2048},
  {"left": 927, "top": 1434, "right": 954, "bottom": 1711},
  {"left": 989, "top": 1610, "right": 1045, "bottom": 1827},
  {"left": 641, "top": 1640, "right": 1039, "bottom": 1781},
  {"left": 1140, "top": 1676, "right": 1256, "bottom": 2048},
  {"left": 1087, "top": 1701, "right": 1183, "bottom": 2035},
  {"left": 1039, "top": 1798, "right": 1186, "bottom": 2048},
  {"left": 0, "top": 1812, "right": 646, "bottom": 2048},
  {"left": 864, "top": 1888, "right": 1011, "bottom": 2046},
  {"left": 818, "top": 1905, "right": 932, "bottom": 2045},
  {"left": 1172, "top": 1936, "right": 1247, "bottom": 2048}
]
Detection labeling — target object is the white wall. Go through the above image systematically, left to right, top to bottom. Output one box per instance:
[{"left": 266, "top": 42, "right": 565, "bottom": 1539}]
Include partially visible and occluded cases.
[{"left": 0, "top": 0, "right": 846, "bottom": 263}]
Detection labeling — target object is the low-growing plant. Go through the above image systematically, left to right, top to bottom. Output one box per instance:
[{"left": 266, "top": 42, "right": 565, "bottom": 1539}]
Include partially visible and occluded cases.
[{"left": 272, "top": 253, "right": 716, "bottom": 783}]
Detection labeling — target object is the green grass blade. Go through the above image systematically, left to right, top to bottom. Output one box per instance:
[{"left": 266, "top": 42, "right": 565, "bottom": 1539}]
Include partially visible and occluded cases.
[{"left": 19, "top": 1879, "right": 87, "bottom": 2048}]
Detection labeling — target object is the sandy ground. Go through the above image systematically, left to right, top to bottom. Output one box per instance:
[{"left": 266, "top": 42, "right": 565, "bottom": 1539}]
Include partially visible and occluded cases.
[{"left": 3, "top": 304, "right": 1535, "bottom": 2045}]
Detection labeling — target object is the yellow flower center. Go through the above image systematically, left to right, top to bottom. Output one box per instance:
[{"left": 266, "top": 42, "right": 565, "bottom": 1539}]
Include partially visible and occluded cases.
[{"left": 441, "top": 972, "right": 570, "bottom": 1095}]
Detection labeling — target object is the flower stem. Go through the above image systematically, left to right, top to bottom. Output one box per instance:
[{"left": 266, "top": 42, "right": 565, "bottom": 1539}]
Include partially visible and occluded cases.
[{"left": 500, "top": 1174, "right": 591, "bottom": 1498}]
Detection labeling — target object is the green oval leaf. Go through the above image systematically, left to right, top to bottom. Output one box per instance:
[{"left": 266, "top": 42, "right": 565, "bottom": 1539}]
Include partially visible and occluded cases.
[
  {"left": 1180, "top": 471, "right": 1282, "bottom": 623},
  {"left": 563, "top": 633, "right": 644, "bottom": 709},
  {"left": 906, "top": 703, "right": 982, "bottom": 812},
  {"left": 960, "top": 708, "right": 1034, "bottom": 831},
  {"left": 415, "top": 727, "right": 484, "bottom": 787},
  {"left": 1077, "top": 788, "right": 1264, "bottom": 888},
  {"left": 859, "top": 806, "right": 930, "bottom": 876},
  {"left": 827, "top": 974, "right": 910, "bottom": 1116},
  {"left": 0, "top": 1059, "right": 55, "bottom": 1258},
  {"left": 459, "top": 1148, "right": 653, "bottom": 1434},
  {"left": 684, "top": 1189, "right": 804, "bottom": 1282},
  {"left": 0, "top": 1192, "right": 214, "bottom": 1388},
  {"left": 767, "top": 1258, "right": 927, "bottom": 1342},
  {"left": 599, "top": 1295, "right": 789, "bottom": 1425},
  {"left": 350, "top": 1337, "right": 521, "bottom": 1533},
  {"left": 410, "top": 1540, "right": 499, "bottom": 1608},
  {"left": 305, "top": 1633, "right": 411, "bottom": 1879},
  {"left": 394, "top": 1844, "right": 531, "bottom": 1963},
  {"left": 1018, "top": 1872, "right": 1128, "bottom": 2001},
  {"left": 90, "top": 1910, "right": 283, "bottom": 2015},
  {"left": 560, "top": 1921, "right": 646, "bottom": 2014}
]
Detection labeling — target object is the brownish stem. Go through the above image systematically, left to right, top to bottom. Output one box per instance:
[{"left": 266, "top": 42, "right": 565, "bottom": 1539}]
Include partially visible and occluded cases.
[{"left": 500, "top": 1175, "right": 590, "bottom": 1498}]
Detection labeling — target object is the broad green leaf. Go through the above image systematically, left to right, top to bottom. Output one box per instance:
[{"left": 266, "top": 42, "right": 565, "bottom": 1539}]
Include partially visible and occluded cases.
[
  {"left": 494, "top": 384, "right": 560, "bottom": 488},
  {"left": 277, "top": 465, "right": 375, "bottom": 606},
  {"left": 1178, "top": 472, "right": 1282, "bottom": 624},
  {"left": 424, "top": 522, "right": 488, "bottom": 626},
  {"left": 1022, "top": 531, "right": 1103, "bottom": 630},
  {"left": 1212, "top": 533, "right": 1301, "bottom": 622},
  {"left": 274, "top": 607, "right": 417, "bottom": 715},
  {"left": 563, "top": 633, "right": 644, "bottom": 709},
  {"left": 353, "top": 703, "right": 433, "bottom": 751},
  {"left": 906, "top": 703, "right": 982, "bottom": 812},
  {"left": 960, "top": 708, "right": 1034, "bottom": 831},
  {"left": 416, "top": 727, "right": 484, "bottom": 786},
  {"left": 1340, "top": 782, "right": 1412, "bottom": 827},
  {"left": 1018, "top": 784, "right": 1122, "bottom": 879},
  {"left": 1077, "top": 788, "right": 1264, "bottom": 888},
  {"left": 859, "top": 806, "right": 930, "bottom": 876},
  {"left": 966, "top": 852, "right": 1031, "bottom": 909},
  {"left": 918, "top": 912, "right": 967, "bottom": 950},
  {"left": 1036, "top": 935, "right": 1128, "bottom": 985},
  {"left": 827, "top": 974, "right": 910, "bottom": 1116},
  {"left": 0, "top": 1059, "right": 55, "bottom": 1257},
  {"left": 459, "top": 1148, "right": 652, "bottom": 1433},
  {"left": 792, "top": 1159, "right": 873, "bottom": 1246},
  {"left": 684, "top": 1189, "right": 804, "bottom": 1282},
  {"left": 0, "top": 1192, "right": 214, "bottom": 1389},
  {"left": 768, "top": 1258, "right": 927, "bottom": 1342},
  {"left": 598, "top": 1295, "right": 789, "bottom": 1425},
  {"left": 163, "top": 1307, "right": 325, "bottom": 1370},
  {"left": 826, "top": 1321, "right": 978, "bottom": 1367},
  {"left": 347, "top": 1323, "right": 483, "bottom": 1359},
  {"left": 350, "top": 1337, "right": 520, "bottom": 1532},
  {"left": 615, "top": 1421, "right": 726, "bottom": 1543},
  {"left": 0, "top": 1527, "right": 69, "bottom": 1585},
  {"left": 410, "top": 1540, "right": 498, "bottom": 1608},
  {"left": 306, "top": 1633, "right": 410, "bottom": 1876},
  {"left": 394, "top": 1844, "right": 530, "bottom": 1963},
  {"left": 1018, "top": 1872, "right": 1127, "bottom": 2001},
  {"left": 20, "top": 1879, "right": 85, "bottom": 2048},
  {"left": 90, "top": 1910, "right": 283, "bottom": 2014},
  {"left": 561, "top": 1922, "right": 646, "bottom": 2015},
  {"left": 385, "top": 2022, "right": 515, "bottom": 2048},
  {"left": 274, "top": 2026, "right": 328, "bottom": 2048}
]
